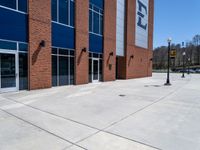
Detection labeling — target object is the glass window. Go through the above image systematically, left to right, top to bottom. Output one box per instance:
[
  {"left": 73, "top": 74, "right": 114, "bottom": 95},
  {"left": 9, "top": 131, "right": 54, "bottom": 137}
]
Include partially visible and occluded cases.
[
  {"left": 0, "top": 0, "right": 16, "bottom": 9},
  {"left": 18, "top": 0, "right": 27, "bottom": 12},
  {"left": 52, "top": 0, "right": 57, "bottom": 21},
  {"left": 59, "top": 0, "right": 68, "bottom": 25},
  {"left": 70, "top": 0, "right": 74, "bottom": 26},
  {"left": 89, "top": 4, "right": 103, "bottom": 35},
  {"left": 89, "top": 10, "right": 93, "bottom": 32},
  {"left": 93, "top": 12, "right": 99, "bottom": 34},
  {"left": 100, "top": 15, "right": 103, "bottom": 35},
  {"left": 0, "top": 40, "right": 17, "bottom": 50},
  {"left": 19, "top": 43, "right": 28, "bottom": 52},
  {"left": 51, "top": 48, "right": 74, "bottom": 86},
  {"left": 52, "top": 48, "right": 57, "bottom": 54},
  {"left": 59, "top": 48, "right": 68, "bottom": 55},
  {"left": 19, "top": 53, "right": 28, "bottom": 90},
  {"left": 52, "top": 55, "right": 58, "bottom": 86},
  {"left": 59, "top": 56, "right": 69, "bottom": 86},
  {"left": 70, "top": 57, "right": 74, "bottom": 85},
  {"left": 89, "top": 59, "right": 92, "bottom": 82}
]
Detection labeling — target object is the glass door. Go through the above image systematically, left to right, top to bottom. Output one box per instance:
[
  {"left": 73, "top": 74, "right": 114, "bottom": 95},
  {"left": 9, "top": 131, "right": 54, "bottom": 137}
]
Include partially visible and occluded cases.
[
  {"left": 0, "top": 52, "right": 18, "bottom": 93},
  {"left": 92, "top": 58, "right": 99, "bottom": 83}
]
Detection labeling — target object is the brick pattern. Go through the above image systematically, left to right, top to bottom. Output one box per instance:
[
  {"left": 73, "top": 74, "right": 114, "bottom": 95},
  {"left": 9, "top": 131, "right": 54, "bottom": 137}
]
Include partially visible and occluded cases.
[
  {"left": 28, "top": 0, "right": 52, "bottom": 90},
  {"left": 74, "top": 0, "right": 89, "bottom": 85},
  {"left": 103, "top": 0, "right": 117, "bottom": 81},
  {"left": 121, "top": 0, "right": 154, "bottom": 79}
]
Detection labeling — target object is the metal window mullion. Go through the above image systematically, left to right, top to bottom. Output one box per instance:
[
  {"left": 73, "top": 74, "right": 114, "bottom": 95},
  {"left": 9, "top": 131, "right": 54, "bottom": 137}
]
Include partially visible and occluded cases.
[
  {"left": 16, "top": 0, "right": 18, "bottom": 10},
  {"left": 68, "top": 0, "right": 70, "bottom": 26},
  {"left": 68, "top": 51, "right": 70, "bottom": 85}
]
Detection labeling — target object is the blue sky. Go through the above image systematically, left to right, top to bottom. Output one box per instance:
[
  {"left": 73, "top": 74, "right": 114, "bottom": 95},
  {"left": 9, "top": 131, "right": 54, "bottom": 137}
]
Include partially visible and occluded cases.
[{"left": 154, "top": 0, "right": 200, "bottom": 48}]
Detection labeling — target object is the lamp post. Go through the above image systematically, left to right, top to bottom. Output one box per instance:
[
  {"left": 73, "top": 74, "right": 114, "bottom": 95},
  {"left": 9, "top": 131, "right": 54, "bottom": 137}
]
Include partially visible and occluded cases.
[
  {"left": 165, "top": 38, "right": 172, "bottom": 86},
  {"left": 182, "top": 52, "right": 186, "bottom": 78},
  {"left": 187, "top": 58, "right": 191, "bottom": 74}
]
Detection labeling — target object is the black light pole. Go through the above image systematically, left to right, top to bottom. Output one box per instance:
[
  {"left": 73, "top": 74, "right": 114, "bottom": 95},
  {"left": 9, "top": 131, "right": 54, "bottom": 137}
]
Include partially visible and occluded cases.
[
  {"left": 165, "top": 38, "right": 172, "bottom": 86},
  {"left": 182, "top": 52, "right": 186, "bottom": 78},
  {"left": 187, "top": 58, "right": 191, "bottom": 74}
]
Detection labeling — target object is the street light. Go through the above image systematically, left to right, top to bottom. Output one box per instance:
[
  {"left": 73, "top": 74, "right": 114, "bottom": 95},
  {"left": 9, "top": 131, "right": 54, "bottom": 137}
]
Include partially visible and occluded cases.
[
  {"left": 165, "top": 38, "right": 172, "bottom": 86},
  {"left": 182, "top": 51, "right": 186, "bottom": 78},
  {"left": 187, "top": 58, "right": 191, "bottom": 74}
]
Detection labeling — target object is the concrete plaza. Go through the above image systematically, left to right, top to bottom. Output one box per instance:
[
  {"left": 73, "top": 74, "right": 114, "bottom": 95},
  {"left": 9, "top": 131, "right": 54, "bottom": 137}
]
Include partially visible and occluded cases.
[{"left": 0, "top": 73, "right": 200, "bottom": 150}]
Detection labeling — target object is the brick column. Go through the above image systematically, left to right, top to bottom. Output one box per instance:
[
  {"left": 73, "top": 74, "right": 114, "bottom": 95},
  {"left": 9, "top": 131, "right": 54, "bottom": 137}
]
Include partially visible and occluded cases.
[
  {"left": 28, "top": 0, "right": 52, "bottom": 90},
  {"left": 74, "top": 0, "right": 89, "bottom": 85},
  {"left": 103, "top": 0, "right": 117, "bottom": 81},
  {"left": 148, "top": 0, "right": 154, "bottom": 76}
]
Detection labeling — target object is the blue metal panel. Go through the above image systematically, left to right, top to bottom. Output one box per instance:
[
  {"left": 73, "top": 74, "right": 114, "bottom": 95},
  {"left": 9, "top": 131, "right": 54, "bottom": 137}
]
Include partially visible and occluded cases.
[
  {"left": 90, "top": 0, "right": 104, "bottom": 9},
  {"left": 0, "top": 7, "right": 28, "bottom": 42},
  {"left": 52, "top": 23, "right": 75, "bottom": 49},
  {"left": 89, "top": 33, "right": 103, "bottom": 53}
]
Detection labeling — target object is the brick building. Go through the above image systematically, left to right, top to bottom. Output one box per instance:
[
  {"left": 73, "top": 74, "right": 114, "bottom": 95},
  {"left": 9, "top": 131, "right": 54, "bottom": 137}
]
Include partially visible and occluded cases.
[{"left": 0, "top": 0, "right": 154, "bottom": 93}]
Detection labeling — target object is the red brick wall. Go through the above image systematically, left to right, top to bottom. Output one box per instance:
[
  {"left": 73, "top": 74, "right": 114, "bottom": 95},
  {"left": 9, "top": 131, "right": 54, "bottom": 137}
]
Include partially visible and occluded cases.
[
  {"left": 28, "top": 0, "right": 52, "bottom": 90},
  {"left": 74, "top": 0, "right": 89, "bottom": 85},
  {"left": 103, "top": 0, "right": 117, "bottom": 81},
  {"left": 123, "top": 0, "right": 154, "bottom": 79}
]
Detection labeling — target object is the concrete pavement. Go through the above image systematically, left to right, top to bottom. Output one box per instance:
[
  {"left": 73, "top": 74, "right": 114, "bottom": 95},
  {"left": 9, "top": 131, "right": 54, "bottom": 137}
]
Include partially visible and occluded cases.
[{"left": 0, "top": 73, "right": 200, "bottom": 150}]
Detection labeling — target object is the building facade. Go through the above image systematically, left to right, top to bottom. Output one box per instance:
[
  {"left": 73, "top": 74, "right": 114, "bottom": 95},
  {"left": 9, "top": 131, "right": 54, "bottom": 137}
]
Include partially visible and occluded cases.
[{"left": 0, "top": 0, "right": 154, "bottom": 93}]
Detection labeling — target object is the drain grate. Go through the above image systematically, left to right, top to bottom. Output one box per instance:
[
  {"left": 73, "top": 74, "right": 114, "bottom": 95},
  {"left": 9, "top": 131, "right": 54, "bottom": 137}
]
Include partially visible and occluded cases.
[{"left": 119, "top": 94, "right": 126, "bottom": 97}]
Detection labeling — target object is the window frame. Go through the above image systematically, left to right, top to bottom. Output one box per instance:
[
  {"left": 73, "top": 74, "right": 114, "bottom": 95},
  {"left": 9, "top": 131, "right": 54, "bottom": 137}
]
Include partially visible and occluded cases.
[
  {"left": 0, "top": 0, "right": 28, "bottom": 14},
  {"left": 52, "top": 0, "right": 75, "bottom": 28},
  {"left": 89, "top": 4, "right": 104, "bottom": 36},
  {"left": 51, "top": 47, "right": 75, "bottom": 86}
]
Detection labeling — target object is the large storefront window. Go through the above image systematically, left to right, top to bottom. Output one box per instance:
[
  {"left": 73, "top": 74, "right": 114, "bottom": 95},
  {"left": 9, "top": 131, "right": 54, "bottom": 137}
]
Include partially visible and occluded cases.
[
  {"left": 0, "top": 0, "right": 28, "bottom": 13},
  {"left": 52, "top": 0, "right": 75, "bottom": 27},
  {"left": 0, "top": 39, "right": 28, "bottom": 92},
  {"left": 52, "top": 48, "right": 74, "bottom": 86}
]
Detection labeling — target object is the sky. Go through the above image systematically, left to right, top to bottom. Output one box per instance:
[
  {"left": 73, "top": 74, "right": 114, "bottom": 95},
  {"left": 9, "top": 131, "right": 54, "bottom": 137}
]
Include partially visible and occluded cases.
[{"left": 154, "top": 0, "right": 200, "bottom": 48}]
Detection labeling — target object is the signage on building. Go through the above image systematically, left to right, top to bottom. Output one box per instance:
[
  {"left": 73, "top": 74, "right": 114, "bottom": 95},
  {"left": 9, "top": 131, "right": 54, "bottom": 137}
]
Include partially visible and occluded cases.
[{"left": 135, "top": 0, "right": 149, "bottom": 49}]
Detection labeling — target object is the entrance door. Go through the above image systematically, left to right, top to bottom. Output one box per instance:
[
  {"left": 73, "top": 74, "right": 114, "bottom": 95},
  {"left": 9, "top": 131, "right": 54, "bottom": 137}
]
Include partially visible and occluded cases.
[
  {"left": 0, "top": 52, "right": 18, "bottom": 93},
  {"left": 92, "top": 58, "right": 99, "bottom": 83}
]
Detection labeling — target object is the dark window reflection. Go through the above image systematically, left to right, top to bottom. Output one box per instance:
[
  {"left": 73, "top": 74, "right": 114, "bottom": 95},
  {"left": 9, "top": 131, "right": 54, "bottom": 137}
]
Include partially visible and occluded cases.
[
  {"left": 0, "top": 0, "right": 16, "bottom": 10},
  {"left": 1, "top": 53, "right": 16, "bottom": 88},
  {"left": 19, "top": 53, "right": 28, "bottom": 90},
  {"left": 52, "top": 55, "right": 57, "bottom": 86},
  {"left": 59, "top": 56, "right": 69, "bottom": 86}
]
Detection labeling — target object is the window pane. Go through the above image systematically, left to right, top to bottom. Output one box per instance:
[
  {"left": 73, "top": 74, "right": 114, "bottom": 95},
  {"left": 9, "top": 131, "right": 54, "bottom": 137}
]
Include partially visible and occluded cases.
[
  {"left": 0, "top": 0, "right": 16, "bottom": 9},
  {"left": 18, "top": 0, "right": 27, "bottom": 12},
  {"left": 52, "top": 0, "right": 57, "bottom": 21},
  {"left": 59, "top": 0, "right": 68, "bottom": 25},
  {"left": 70, "top": 0, "right": 74, "bottom": 26},
  {"left": 89, "top": 10, "right": 92, "bottom": 32},
  {"left": 93, "top": 12, "right": 99, "bottom": 34},
  {"left": 100, "top": 15, "right": 103, "bottom": 35},
  {"left": 0, "top": 40, "right": 17, "bottom": 50},
  {"left": 19, "top": 43, "right": 28, "bottom": 52},
  {"left": 52, "top": 48, "right": 57, "bottom": 54},
  {"left": 59, "top": 49, "right": 68, "bottom": 55},
  {"left": 19, "top": 53, "right": 28, "bottom": 90},
  {"left": 52, "top": 55, "right": 58, "bottom": 86},
  {"left": 59, "top": 56, "right": 69, "bottom": 85},
  {"left": 70, "top": 57, "right": 74, "bottom": 85},
  {"left": 89, "top": 59, "right": 92, "bottom": 83},
  {"left": 99, "top": 59, "right": 102, "bottom": 81}
]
